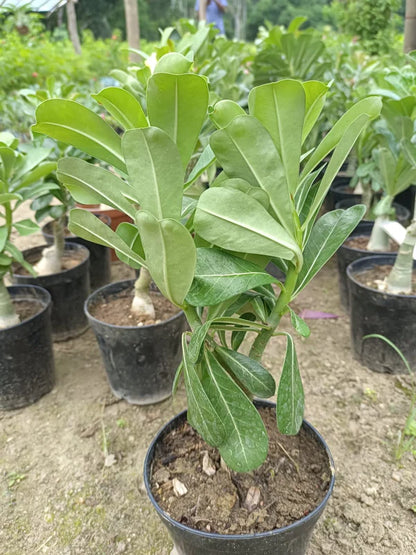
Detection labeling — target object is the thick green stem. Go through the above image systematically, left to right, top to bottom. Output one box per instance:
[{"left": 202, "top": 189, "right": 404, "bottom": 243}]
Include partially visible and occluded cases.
[
  {"left": 53, "top": 216, "right": 65, "bottom": 261},
  {"left": 367, "top": 216, "right": 390, "bottom": 251},
  {"left": 35, "top": 217, "right": 66, "bottom": 276},
  {"left": 386, "top": 219, "right": 416, "bottom": 294},
  {"left": 249, "top": 265, "right": 299, "bottom": 362},
  {"left": 131, "top": 267, "right": 155, "bottom": 318},
  {"left": 0, "top": 277, "right": 19, "bottom": 329}
]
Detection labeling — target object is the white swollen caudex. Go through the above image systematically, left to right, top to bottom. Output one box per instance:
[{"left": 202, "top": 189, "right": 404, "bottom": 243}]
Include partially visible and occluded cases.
[
  {"left": 385, "top": 216, "right": 416, "bottom": 295},
  {"left": 34, "top": 217, "right": 65, "bottom": 276},
  {"left": 131, "top": 267, "right": 155, "bottom": 320}
]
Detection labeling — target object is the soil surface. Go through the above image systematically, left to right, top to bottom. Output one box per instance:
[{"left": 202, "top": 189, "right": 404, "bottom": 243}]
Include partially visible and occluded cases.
[
  {"left": 1, "top": 204, "right": 416, "bottom": 554},
  {"left": 346, "top": 235, "right": 399, "bottom": 252},
  {"left": 353, "top": 264, "right": 416, "bottom": 294},
  {"left": 90, "top": 289, "right": 180, "bottom": 327},
  {"left": 12, "top": 299, "right": 44, "bottom": 323},
  {"left": 150, "top": 408, "right": 331, "bottom": 534}
]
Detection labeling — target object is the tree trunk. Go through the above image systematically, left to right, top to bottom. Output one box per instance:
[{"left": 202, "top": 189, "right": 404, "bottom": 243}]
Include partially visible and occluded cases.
[
  {"left": 66, "top": 0, "right": 82, "bottom": 55},
  {"left": 123, "top": 0, "right": 141, "bottom": 64},
  {"left": 199, "top": 0, "right": 207, "bottom": 22},
  {"left": 233, "top": 0, "right": 246, "bottom": 40},
  {"left": 404, "top": 0, "right": 416, "bottom": 53}
]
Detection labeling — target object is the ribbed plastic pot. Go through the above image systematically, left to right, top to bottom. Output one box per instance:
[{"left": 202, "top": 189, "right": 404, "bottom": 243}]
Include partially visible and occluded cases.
[
  {"left": 41, "top": 218, "right": 111, "bottom": 291},
  {"left": 13, "top": 243, "right": 90, "bottom": 341},
  {"left": 347, "top": 255, "right": 416, "bottom": 373},
  {"left": 85, "top": 280, "right": 187, "bottom": 405},
  {"left": 0, "top": 285, "right": 55, "bottom": 410},
  {"left": 144, "top": 400, "right": 335, "bottom": 555}
]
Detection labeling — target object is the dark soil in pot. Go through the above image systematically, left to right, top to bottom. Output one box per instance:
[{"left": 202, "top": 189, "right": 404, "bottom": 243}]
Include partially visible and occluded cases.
[
  {"left": 335, "top": 199, "right": 411, "bottom": 227},
  {"left": 42, "top": 217, "right": 111, "bottom": 291},
  {"left": 336, "top": 232, "right": 398, "bottom": 311},
  {"left": 12, "top": 243, "right": 90, "bottom": 341},
  {"left": 347, "top": 255, "right": 416, "bottom": 373},
  {"left": 85, "top": 279, "right": 187, "bottom": 405},
  {"left": 0, "top": 285, "right": 55, "bottom": 410},
  {"left": 144, "top": 401, "right": 335, "bottom": 555}
]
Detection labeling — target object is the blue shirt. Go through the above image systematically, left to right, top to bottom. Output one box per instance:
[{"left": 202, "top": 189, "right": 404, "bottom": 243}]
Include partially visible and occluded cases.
[{"left": 195, "top": 0, "right": 227, "bottom": 35}]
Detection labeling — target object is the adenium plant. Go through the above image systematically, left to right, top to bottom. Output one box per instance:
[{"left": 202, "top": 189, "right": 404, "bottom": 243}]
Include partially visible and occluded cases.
[
  {"left": 33, "top": 53, "right": 382, "bottom": 471},
  {"left": 0, "top": 132, "right": 55, "bottom": 328}
]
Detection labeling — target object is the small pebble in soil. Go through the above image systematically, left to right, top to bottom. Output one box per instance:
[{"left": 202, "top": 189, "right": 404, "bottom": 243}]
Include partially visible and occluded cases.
[{"left": 391, "top": 471, "right": 402, "bottom": 483}]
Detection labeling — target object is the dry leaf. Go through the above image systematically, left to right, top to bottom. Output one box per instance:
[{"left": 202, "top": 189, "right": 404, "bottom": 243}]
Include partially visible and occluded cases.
[
  {"left": 202, "top": 452, "right": 216, "bottom": 477},
  {"left": 172, "top": 478, "right": 188, "bottom": 497},
  {"left": 244, "top": 486, "right": 261, "bottom": 512}
]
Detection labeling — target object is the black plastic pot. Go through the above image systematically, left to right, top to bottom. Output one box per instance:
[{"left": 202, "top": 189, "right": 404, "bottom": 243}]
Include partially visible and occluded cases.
[
  {"left": 324, "top": 176, "right": 355, "bottom": 211},
  {"left": 335, "top": 199, "right": 411, "bottom": 227},
  {"left": 42, "top": 218, "right": 111, "bottom": 291},
  {"left": 13, "top": 243, "right": 90, "bottom": 341},
  {"left": 347, "top": 255, "right": 416, "bottom": 373},
  {"left": 85, "top": 280, "right": 187, "bottom": 405},
  {"left": 0, "top": 285, "right": 55, "bottom": 410},
  {"left": 144, "top": 400, "right": 335, "bottom": 555}
]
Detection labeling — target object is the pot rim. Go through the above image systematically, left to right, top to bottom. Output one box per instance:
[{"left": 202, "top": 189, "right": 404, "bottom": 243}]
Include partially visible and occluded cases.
[
  {"left": 347, "top": 254, "right": 416, "bottom": 300},
  {"left": 84, "top": 279, "right": 185, "bottom": 330},
  {"left": 1, "top": 284, "right": 52, "bottom": 333},
  {"left": 143, "top": 400, "right": 335, "bottom": 542}
]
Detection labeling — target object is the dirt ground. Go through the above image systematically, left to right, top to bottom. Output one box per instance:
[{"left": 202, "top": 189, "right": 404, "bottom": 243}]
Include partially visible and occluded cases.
[{"left": 1, "top": 210, "right": 415, "bottom": 554}]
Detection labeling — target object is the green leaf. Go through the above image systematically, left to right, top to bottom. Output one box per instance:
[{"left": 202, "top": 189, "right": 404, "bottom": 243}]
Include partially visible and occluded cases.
[
  {"left": 153, "top": 52, "right": 193, "bottom": 74},
  {"left": 147, "top": 73, "right": 209, "bottom": 170},
  {"left": 248, "top": 80, "right": 305, "bottom": 195},
  {"left": 302, "top": 81, "right": 328, "bottom": 144},
  {"left": 92, "top": 87, "right": 148, "bottom": 130},
  {"left": 33, "top": 99, "right": 126, "bottom": 172},
  {"left": 209, "top": 99, "right": 246, "bottom": 129},
  {"left": 210, "top": 115, "right": 295, "bottom": 235},
  {"left": 122, "top": 128, "right": 183, "bottom": 220},
  {"left": 185, "top": 144, "right": 215, "bottom": 188},
  {"left": 0, "top": 147, "right": 16, "bottom": 181},
  {"left": 57, "top": 158, "right": 136, "bottom": 219},
  {"left": 15, "top": 162, "right": 57, "bottom": 190},
  {"left": 19, "top": 180, "right": 60, "bottom": 201},
  {"left": 194, "top": 187, "right": 302, "bottom": 265},
  {"left": 0, "top": 193, "right": 23, "bottom": 204},
  {"left": 30, "top": 194, "right": 53, "bottom": 211},
  {"left": 294, "top": 205, "right": 366, "bottom": 297},
  {"left": 68, "top": 209, "right": 145, "bottom": 267},
  {"left": 136, "top": 210, "right": 196, "bottom": 306},
  {"left": 13, "top": 219, "right": 40, "bottom": 236},
  {"left": 114, "top": 222, "right": 143, "bottom": 270},
  {"left": 0, "top": 227, "right": 7, "bottom": 252},
  {"left": 6, "top": 242, "right": 37, "bottom": 276},
  {"left": 186, "top": 247, "right": 277, "bottom": 306},
  {"left": 0, "top": 253, "right": 12, "bottom": 266},
  {"left": 289, "top": 307, "right": 310, "bottom": 338},
  {"left": 231, "top": 312, "right": 256, "bottom": 350},
  {"left": 188, "top": 320, "right": 213, "bottom": 363},
  {"left": 276, "top": 333, "right": 304, "bottom": 435},
  {"left": 182, "top": 335, "right": 226, "bottom": 447},
  {"left": 215, "top": 346, "right": 276, "bottom": 398},
  {"left": 201, "top": 350, "right": 268, "bottom": 472},
  {"left": 171, "top": 361, "right": 183, "bottom": 396}
]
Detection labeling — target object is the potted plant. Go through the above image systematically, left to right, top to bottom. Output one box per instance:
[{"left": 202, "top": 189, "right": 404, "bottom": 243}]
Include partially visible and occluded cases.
[
  {"left": 34, "top": 60, "right": 381, "bottom": 550},
  {"left": 336, "top": 96, "right": 416, "bottom": 308},
  {"left": 0, "top": 132, "right": 55, "bottom": 409},
  {"left": 12, "top": 169, "right": 91, "bottom": 342}
]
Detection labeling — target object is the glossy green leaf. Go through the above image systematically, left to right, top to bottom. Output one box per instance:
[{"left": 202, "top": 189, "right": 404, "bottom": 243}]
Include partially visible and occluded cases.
[
  {"left": 153, "top": 52, "right": 193, "bottom": 74},
  {"left": 147, "top": 73, "right": 209, "bottom": 170},
  {"left": 248, "top": 80, "right": 305, "bottom": 194},
  {"left": 302, "top": 81, "right": 328, "bottom": 143},
  {"left": 92, "top": 87, "right": 148, "bottom": 130},
  {"left": 301, "top": 97, "right": 382, "bottom": 179},
  {"left": 33, "top": 99, "right": 126, "bottom": 172},
  {"left": 209, "top": 99, "right": 246, "bottom": 129},
  {"left": 210, "top": 115, "right": 295, "bottom": 235},
  {"left": 122, "top": 127, "right": 183, "bottom": 220},
  {"left": 185, "top": 144, "right": 215, "bottom": 188},
  {"left": 0, "top": 147, "right": 16, "bottom": 181},
  {"left": 57, "top": 158, "right": 136, "bottom": 219},
  {"left": 15, "top": 162, "right": 57, "bottom": 190},
  {"left": 224, "top": 178, "right": 270, "bottom": 210},
  {"left": 194, "top": 187, "right": 302, "bottom": 265},
  {"left": 0, "top": 193, "right": 23, "bottom": 204},
  {"left": 294, "top": 205, "right": 366, "bottom": 297},
  {"left": 68, "top": 208, "right": 145, "bottom": 267},
  {"left": 136, "top": 210, "right": 196, "bottom": 306},
  {"left": 13, "top": 219, "right": 40, "bottom": 236},
  {"left": 114, "top": 222, "right": 143, "bottom": 270},
  {"left": 6, "top": 242, "right": 36, "bottom": 276},
  {"left": 186, "top": 247, "right": 277, "bottom": 306},
  {"left": 0, "top": 253, "right": 12, "bottom": 266},
  {"left": 289, "top": 307, "right": 310, "bottom": 338},
  {"left": 231, "top": 312, "right": 256, "bottom": 350},
  {"left": 188, "top": 320, "right": 213, "bottom": 363},
  {"left": 276, "top": 333, "right": 304, "bottom": 435},
  {"left": 182, "top": 335, "right": 226, "bottom": 447},
  {"left": 215, "top": 346, "right": 276, "bottom": 398},
  {"left": 202, "top": 350, "right": 268, "bottom": 472}
]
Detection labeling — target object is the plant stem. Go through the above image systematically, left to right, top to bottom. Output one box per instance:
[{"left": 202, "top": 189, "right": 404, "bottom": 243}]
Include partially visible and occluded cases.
[
  {"left": 367, "top": 216, "right": 390, "bottom": 251},
  {"left": 386, "top": 217, "right": 416, "bottom": 294},
  {"left": 249, "top": 265, "right": 298, "bottom": 361},
  {"left": 131, "top": 267, "right": 155, "bottom": 318},
  {"left": 0, "top": 277, "right": 19, "bottom": 329}
]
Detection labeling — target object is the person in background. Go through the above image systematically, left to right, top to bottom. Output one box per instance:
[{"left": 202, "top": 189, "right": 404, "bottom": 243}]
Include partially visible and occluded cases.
[{"left": 195, "top": 0, "right": 227, "bottom": 35}]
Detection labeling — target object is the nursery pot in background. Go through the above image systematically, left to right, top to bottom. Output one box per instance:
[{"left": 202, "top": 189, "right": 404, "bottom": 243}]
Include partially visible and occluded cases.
[
  {"left": 335, "top": 199, "right": 411, "bottom": 227},
  {"left": 41, "top": 216, "right": 111, "bottom": 291},
  {"left": 13, "top": 243, "right": 90, "bottom": 341},
  {"left": 347, "top": 255, "right": 416, "bottom": 373},
  {"left": 85, "top": 279, "right": 187, "bottom": 405},
  {"left": 0, "top": 285, "right": 55, "bottom": 410},
  {"left": 144, "top": 400, "right": 335, "bottom": 555}
]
